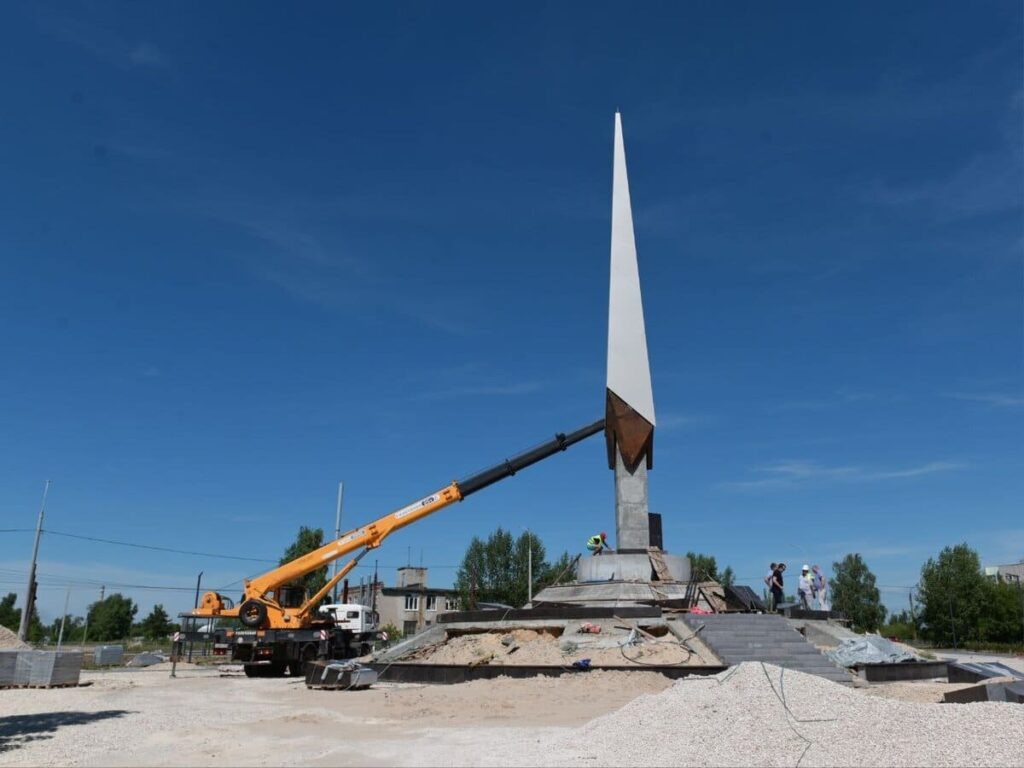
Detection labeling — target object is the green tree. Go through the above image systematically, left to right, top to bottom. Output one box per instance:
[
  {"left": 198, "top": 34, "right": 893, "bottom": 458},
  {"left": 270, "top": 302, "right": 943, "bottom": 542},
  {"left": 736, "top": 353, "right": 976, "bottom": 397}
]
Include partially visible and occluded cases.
[
  {"left": 280, "top": 526, "right": 328, "bottom": 605},
  {"left": 455, "top": 528, "right": 565, "bottom": 609},
  {"left": 917, "top": 543, "right": 989, "bottom": 645},
  {"left": 540, "top": 551, "right": 577, "bottom": 589},
  {"left": 685, "top": 552, "right": 735, "bottom": 585},
  {"left": 686, "top": 552, "right": 719, "bottom": 581},
  {"left": 831, "top": 554, "right": 886, "bottom": 632},
  {"left": 720, "top": 566, "right": 735, "bottom": 588},
  {"left": 979, "top": 580, "right": 1024, "bottom": 643},
  {"left": 0, "top": 592, "right": 44, "bottom": 641},
  {"left": 0, "top": 593, "right": 19, "bottom": 631},
  {"left": 86, "top": 594, "right": 138, "bottom": 641},
  {"left": 139, "top": 604, "right": 174, "bottom": 640},
  {"left": 879, "top": 610, "right": 917, "bottom": 642},
  {"left": 48, "top": 615, "right": 85, "bottom": 643},
  {"left": 379, "top": 622, "right": 403, "bottom": 644}
]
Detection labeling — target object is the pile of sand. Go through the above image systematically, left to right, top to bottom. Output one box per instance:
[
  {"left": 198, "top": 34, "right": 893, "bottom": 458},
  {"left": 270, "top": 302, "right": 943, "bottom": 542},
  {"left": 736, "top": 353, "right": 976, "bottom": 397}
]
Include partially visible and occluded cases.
[
  {"left": 0, "top": 624, "right": 29, "bottom": 649},
  {"left": 407, "top": 628, "right": 707, "bottom": 667}
]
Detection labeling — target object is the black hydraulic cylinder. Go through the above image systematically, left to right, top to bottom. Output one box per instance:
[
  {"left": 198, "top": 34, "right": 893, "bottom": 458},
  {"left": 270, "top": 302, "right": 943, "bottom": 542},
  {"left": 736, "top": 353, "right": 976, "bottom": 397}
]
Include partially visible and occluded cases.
[{"left": 456, "top": 418, "right": 605, "bottom": 498}]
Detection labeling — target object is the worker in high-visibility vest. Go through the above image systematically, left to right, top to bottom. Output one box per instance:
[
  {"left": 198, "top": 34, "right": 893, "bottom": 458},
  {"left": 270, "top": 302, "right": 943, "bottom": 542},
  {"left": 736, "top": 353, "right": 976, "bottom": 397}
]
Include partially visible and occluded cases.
[{"left": 586, "top": 532, "right": 613, "bottom": 556}]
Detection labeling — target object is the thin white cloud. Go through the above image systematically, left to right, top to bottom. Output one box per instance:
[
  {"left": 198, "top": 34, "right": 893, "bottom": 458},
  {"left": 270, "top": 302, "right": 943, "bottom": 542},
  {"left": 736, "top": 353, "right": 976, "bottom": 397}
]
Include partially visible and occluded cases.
[
  {"left": 34, "top": 9, "right": 171, "bottom": 71},
  {"left": 129, "top": 42, "right": 166, "bottom": 68},
  {"left": 862, "top": 151, "right": 1022, "bottom": 219},
  {"left": 412, "top": 381, "right": 544, "bottom": 401},
  {"left": 774, "top": 391, "right": 905, "bottom": 415},
  {"left": 946, "top": 392, "right": 1024, "bottom": 408},
  {"left": 657, "top": 412, "right": 708, "bottom": 431},
  {"left": 721, "top": 459, "right": 965, "bottom": 491},
  {"left": 761, "top": 461, "right": 861, "bottom": 479},
  {"left": 870, "top": 461, "right": 966, "bottom": 479}
]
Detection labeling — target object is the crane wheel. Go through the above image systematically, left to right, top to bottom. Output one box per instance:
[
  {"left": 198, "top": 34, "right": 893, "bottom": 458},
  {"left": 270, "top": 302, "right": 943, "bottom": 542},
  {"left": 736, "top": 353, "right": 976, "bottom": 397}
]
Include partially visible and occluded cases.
[{"left": 238, "top": 600, "right": 267, "bottom": 628}]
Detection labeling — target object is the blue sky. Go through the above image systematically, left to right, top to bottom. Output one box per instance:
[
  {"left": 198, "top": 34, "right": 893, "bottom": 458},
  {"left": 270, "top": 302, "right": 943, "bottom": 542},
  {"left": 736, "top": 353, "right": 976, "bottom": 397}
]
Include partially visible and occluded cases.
[{"left": 1, "top": 2, "right": 1021, "bottom": 623}]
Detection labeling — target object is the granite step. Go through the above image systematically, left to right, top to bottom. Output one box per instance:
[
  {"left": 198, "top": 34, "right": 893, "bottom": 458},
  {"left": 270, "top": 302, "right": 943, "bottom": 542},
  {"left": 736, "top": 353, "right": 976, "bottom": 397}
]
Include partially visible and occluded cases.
[{"left": 680, "top": 614, "right": 851, "bottom": 683}]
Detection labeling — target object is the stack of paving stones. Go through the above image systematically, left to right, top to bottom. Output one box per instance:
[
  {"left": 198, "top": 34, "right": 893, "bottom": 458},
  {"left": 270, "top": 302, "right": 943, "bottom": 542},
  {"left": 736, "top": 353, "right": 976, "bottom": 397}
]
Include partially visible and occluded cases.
[
  {"left": 680, "top": 613, "right": 851, "bottom": 683},
  {"left": 94, "top": 645, "right": 124, "bottom": 666},
  {"left": 0, "top": 650, "right": 82, "bottom": 687},
  {"left": 0, "top": 650, "right": 17, "bottom": 685}
]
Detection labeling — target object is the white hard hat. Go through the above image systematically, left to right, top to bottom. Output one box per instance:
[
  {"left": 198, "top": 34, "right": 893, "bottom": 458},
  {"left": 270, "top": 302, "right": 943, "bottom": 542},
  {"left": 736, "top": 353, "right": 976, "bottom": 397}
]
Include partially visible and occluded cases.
[{"left": 802, "top": 564, "right": 810, "bottom": 571}]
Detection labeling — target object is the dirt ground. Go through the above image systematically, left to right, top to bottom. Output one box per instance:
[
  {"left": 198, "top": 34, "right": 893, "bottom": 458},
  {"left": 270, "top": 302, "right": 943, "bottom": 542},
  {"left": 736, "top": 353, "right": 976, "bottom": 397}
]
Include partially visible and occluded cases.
[
  {"left": 1, "top": 664, "right": 1018, "bottom": 767},
  {"left": 0, "top": 666, "right": 674, "bottom": 767},
  {"left": 858, "top": 680, "right": 978, "bottom": 704}
]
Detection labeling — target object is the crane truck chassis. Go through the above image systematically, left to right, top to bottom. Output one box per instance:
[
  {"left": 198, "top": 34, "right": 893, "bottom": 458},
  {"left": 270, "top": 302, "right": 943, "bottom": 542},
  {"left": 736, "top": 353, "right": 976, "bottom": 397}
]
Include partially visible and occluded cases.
[{"left": 178, "top": 418, "right": 603, "bottom": 678}]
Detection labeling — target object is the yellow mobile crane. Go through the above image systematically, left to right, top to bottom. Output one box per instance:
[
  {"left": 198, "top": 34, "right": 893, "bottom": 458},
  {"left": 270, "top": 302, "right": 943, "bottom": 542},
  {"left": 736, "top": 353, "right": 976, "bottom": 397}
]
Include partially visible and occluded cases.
[{"left": 185, "top": 418, "right": 603, "bottom": 676}]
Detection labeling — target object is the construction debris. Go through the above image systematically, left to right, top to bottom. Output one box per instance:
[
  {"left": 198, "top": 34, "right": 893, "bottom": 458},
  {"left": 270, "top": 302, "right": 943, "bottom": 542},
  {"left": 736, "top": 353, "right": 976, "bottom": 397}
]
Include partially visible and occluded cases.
[
  {"left": 827, "top": 635, "right": 921, "bottom": 666},
  {"left": 128, "top": 652, "right": 168, "bottom": 668},
  {"left": 304, "top": 659, "right": 378, "bottom": 690},
  {"left": 948, "top": 661, "right": 1024, "bottom": 684},
  {"left": 944, "top": 678, "right": 1024, "bottom": 704}
]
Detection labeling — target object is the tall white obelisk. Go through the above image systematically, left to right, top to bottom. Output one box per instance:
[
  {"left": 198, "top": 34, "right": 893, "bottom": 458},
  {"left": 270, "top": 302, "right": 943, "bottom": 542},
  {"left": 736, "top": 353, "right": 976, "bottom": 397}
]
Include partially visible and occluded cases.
[
  {"left": 605, "top": 112, "right": 656, "bottom": 554},
  {"left": 533, "top": 113, "right": 691, "bottom": 600}
]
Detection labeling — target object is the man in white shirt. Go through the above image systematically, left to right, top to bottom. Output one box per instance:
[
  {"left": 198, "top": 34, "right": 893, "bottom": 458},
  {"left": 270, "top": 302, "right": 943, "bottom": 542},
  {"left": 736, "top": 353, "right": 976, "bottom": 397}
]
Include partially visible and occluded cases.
[{"left": 798, "top": 565, "right": 814, "bottom": 610}]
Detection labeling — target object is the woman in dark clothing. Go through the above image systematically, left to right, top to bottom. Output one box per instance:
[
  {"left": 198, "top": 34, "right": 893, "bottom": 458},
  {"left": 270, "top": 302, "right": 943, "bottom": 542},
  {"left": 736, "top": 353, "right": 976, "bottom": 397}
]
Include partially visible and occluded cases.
[{"left": 770, "top": 562, "right": 786, "bottom": 609}]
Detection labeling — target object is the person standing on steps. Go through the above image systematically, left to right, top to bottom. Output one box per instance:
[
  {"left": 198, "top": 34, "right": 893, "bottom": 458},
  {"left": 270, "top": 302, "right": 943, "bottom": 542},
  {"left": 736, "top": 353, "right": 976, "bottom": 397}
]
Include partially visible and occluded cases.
[
  {"left": 765, "top": 562, "right": 778, "bottom": 609},
  {"left": 770, "top": 562, "right": 785, "bottom": 611},
  {"left": 812, "top": 564, "right": 829, "bottom": 611},
  {"left": 798, "top": 565, "right": 815, "bottom": 610}
]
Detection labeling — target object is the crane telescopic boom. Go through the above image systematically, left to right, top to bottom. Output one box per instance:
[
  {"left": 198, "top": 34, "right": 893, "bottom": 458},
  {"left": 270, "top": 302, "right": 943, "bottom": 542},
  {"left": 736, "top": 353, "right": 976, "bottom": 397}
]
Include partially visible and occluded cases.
[{"left": 192, "top": 418, "right": 603, "bottom": 630}]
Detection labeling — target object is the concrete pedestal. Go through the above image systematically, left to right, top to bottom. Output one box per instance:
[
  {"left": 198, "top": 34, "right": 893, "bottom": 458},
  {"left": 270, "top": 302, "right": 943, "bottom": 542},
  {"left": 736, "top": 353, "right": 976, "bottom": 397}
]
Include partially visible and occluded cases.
[
  {"left": 614, "top": 450, "right": 651, "bottom": 552},
  {"left": 577, "top": 553, "right": 690, "bottom": 582}
]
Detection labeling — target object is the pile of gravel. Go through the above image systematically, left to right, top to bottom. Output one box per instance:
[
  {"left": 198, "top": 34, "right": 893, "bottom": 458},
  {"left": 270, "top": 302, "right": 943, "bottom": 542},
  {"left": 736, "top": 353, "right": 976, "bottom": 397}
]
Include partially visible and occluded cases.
[{"left": 514, "top": 662, "right": 1024, "bottom": 767}]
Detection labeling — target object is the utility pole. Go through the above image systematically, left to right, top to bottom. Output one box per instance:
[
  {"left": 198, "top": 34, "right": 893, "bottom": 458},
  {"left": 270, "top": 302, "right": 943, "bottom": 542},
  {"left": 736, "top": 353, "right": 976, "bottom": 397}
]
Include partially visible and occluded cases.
[
  {"left": 19, "top": 480, "right": 51, "bottom": 641},
  {"left": 332, "top": 482, "right": 344, "bottom": 602},
  {"left": 527, "top": 529, "right": 533, "bottom": 605},
  {"left": 371, "top": 560, "right": 378, "bottom": 616},
  {"left": 470, "top": 567, "right": 477, "bottom": 611},
  {"left": 189, "top": 571, "right": 203, "bottom": 663},
  {"left": 193, "top": 571, "right": 204, "bottom": 610},
  {"left": 57, "top": 584, "right": 71, "bottom": 650},
  {"left": 82, "top": 584, "right": 104, "bottom": 647},
  {"left": 908, "top": 589, "right": 918, "bottom": 643},
  {"left": 948, "top": 597, "right": 957, "bottom": 650}
]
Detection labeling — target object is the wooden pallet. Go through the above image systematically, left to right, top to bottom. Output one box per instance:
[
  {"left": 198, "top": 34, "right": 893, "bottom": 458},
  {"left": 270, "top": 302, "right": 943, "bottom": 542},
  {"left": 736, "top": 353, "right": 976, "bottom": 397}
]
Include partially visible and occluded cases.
[
  {"left": 647, "top": 547, "right": 674, "bottom": 581},
  {"left": 0, "top": 682, "right": 83, "bottom": 689}
]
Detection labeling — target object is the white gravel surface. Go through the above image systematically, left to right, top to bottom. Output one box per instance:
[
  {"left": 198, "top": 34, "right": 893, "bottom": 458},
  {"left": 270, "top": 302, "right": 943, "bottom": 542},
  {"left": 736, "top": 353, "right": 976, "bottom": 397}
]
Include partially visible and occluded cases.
[
  {"left": 1, "top": 662, "right": 1021, "bottom": 767},
  {"left": 497, "top": 662, "right": 1024, "bottom": 768}
]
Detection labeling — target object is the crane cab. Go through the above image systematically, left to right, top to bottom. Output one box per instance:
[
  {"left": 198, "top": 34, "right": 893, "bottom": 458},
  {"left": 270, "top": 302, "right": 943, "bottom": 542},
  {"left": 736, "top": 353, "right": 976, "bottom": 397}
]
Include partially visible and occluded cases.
[{"left": 318, "top": 603, "right": 379, "bottom": 636}]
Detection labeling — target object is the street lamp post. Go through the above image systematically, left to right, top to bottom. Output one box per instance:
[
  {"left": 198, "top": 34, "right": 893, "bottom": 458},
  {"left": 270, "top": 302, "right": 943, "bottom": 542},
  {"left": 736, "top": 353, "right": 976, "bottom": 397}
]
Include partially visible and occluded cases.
[
  {"left": 333, "top": 482, "right": 344, "bottom": 603},
  {"left": 523, "top": 528, "right": 533, "bottom": 605},
  {"left": 189, "top": 571, "right": 203, "bottom": 663}
]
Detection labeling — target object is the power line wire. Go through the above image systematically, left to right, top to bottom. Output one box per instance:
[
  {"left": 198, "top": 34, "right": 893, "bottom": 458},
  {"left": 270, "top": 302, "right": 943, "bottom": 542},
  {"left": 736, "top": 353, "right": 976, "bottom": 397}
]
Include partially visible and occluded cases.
[
  {"left": 2, "top": 526, "right": 463, "bottom": 568},
  {"left": 41, "top": 529, "right": 277, "bottom": 563}
]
